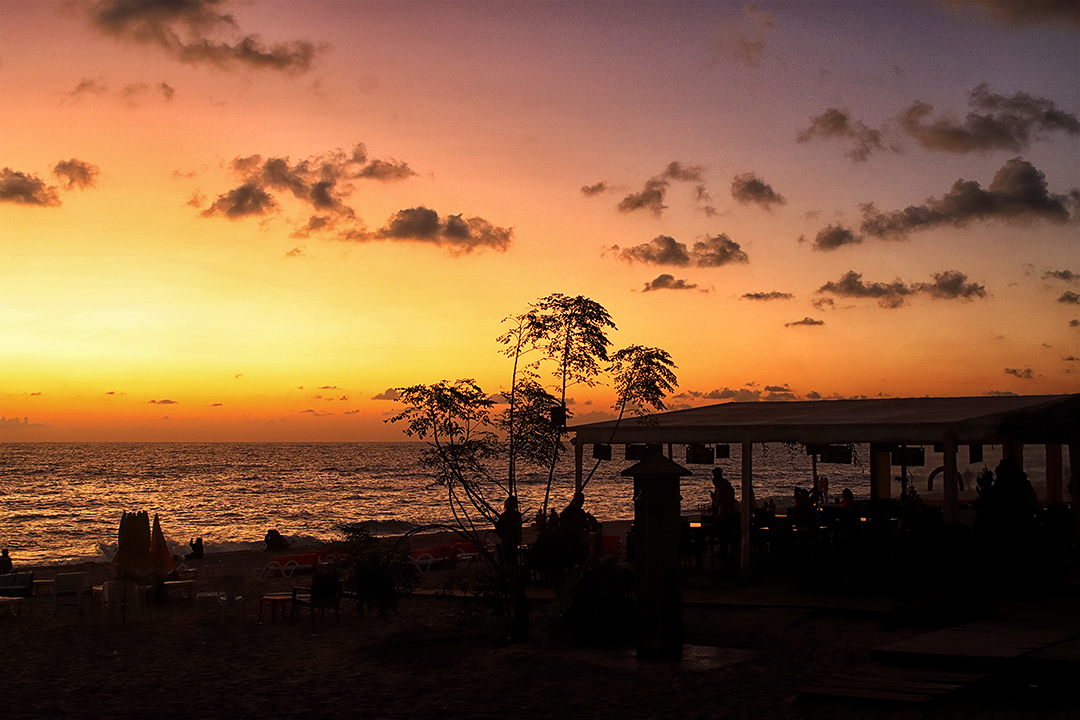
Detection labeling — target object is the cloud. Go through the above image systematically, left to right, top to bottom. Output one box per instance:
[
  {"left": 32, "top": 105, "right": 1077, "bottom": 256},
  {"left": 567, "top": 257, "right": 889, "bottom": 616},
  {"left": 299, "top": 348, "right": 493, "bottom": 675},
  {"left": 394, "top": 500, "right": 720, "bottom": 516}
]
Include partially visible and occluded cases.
[
  {"left": 86, "top": 0, "right": 325, "bottom": 73},
  {"left": 939, "top": 0, "right": 1080, "bottom": 30},
  {"left": 713, "top": 4, "right": 776, "bottom": 67},
  {"left": 67, "top": 76, "right": 109, "bottom": 100},
  {"left": 900, "top": 83, "right": 1080, "bottom": 154},
  {"left": 796, "top": 108, "right": 885, "bottom": 162},
  {"left": 202, "top": 143, "right": 417, "bottom": 230},
  {"left": 858, "top": 157, "right": 1077, "bottom": 239},
  {"left": 53, "top": 159, "right": 100, "bottom": 189},
  {"left": 615, "top": 161, "right": 706, "bottom": 216},
  {"left": 0, "top": 168, "right": 61, "bottom": 206},
  {"left": 730, "top": 173, "right": 785, "bottom": 209},
  {"left": 617, "top": 178, "right": 668, "bottom": 216},
  {"left": 580, "top": 181, "right": 609, "bottom": 197},
  {"left": 202, "top": 182, "right": 277, "bottom": 218},
  {"left": 351, "top": 206, "right": 512, "bottom": 254},
  {"left": 804, "top": 224, "right": 862, "bottom": 251},
  {"left": 610, "top": 234, "right": 748, "bottom": 268},
  {"left": 693, "top": 234, "right": 749, "bottom": 267},
  {"left": 613, "top": 235, "right": 691, "bottom": 266},
  {"left": 285, "top": 246, "right": 306, "bottom": 257},
  {"left": 1044, "top": 269, "right": 1078, "bottom": 282},
  {"left": 914, "top": 270, "right": 987, "bottom": 300},
  {"left": 818, "top": 271, "right": 915, "bottom": 308},
  {"left": 642, "top": 274, "right": 698, "bottom": 292},
  {"left": 741, "top": 291, "right": 793, "bottom": 301},
  {"left": 1059, "top": 291, "right": 1080, "bottom": 304},
  {"left": 785, "top": 317, "right": 825, "bottom": 327},
  {"left": 1004, "top": 367, "right": 1034, "bottom": 379},
  {"left": 372, "top": 388, "right": 401, "bottom": 401},
  {"left": 148, "top": 398, "right": 178, "bottom": 404}
]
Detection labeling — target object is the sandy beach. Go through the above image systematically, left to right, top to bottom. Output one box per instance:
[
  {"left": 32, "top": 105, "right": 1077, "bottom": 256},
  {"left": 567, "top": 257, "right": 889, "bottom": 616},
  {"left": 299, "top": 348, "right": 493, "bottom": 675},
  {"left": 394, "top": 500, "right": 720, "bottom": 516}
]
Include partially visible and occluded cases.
[{"left": 3, "top": 524, "right": 1078, "bottom": 720}]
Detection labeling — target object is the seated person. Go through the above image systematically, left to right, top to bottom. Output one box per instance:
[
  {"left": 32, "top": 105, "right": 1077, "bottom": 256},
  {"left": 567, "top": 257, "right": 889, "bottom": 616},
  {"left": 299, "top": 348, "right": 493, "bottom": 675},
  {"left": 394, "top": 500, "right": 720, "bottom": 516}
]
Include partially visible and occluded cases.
[
  {"left": 264, "top": 529, "right": 291, "bottom": 552},
  {"left": 0, "top": 548, "right": 12, "bottom": 574}
]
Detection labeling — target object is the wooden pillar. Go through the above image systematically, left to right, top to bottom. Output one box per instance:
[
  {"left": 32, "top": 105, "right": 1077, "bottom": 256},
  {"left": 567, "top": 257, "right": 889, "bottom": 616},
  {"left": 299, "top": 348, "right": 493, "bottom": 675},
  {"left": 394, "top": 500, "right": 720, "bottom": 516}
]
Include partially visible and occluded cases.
[
  {"left": 574, "top": 437, "right": 584, "bottom": 493},
  {"left": 943, "top": 439, "right": 959, "bottom": 525},
  {"left": 740, "top": 441, "right": 753, "bottom": 581},
  {"left": 1002, "top": 442, "right": 1024, "bottom": 468},
  {"left": 870, "top": 443, "right": 892, "bottom": 500},
  {"left": 1045, "top": 444, "right": 1063, "bottom": 506},
  {"left": 1071, "top": 444, "right": 1080, "bottom": 549},
  {"left": 624, "top": 455, "right": 690, "bottom": 661}
]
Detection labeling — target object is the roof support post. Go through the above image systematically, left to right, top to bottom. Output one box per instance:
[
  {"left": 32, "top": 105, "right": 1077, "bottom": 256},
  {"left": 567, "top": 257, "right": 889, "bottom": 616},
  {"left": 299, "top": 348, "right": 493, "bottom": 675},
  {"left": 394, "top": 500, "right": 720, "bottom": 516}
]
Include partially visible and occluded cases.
[
  {"left": 574, "top": 437, "right": 584, "bottom": 494},
  {"left": 943, "top": 439, "right": 959, "bottom": 525},
  {"left": 740, "top": 441, "right": 753, "bottom": 582},
  {"left": 1071, "top": 443, "right": 1080, "bottom": 549},
  {"left": 869, "top": 444, "right": 892, "bottom": 501},
  {"left": 1045, "top": 444, "right": 1063, "bottom": 506}
]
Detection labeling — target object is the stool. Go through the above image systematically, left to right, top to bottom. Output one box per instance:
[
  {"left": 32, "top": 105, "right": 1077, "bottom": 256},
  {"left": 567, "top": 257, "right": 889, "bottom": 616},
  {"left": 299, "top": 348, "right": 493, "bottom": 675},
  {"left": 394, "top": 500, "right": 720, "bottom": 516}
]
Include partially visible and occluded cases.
[{"left": 259, "top": 592, "right": 293, "bottom": 623}]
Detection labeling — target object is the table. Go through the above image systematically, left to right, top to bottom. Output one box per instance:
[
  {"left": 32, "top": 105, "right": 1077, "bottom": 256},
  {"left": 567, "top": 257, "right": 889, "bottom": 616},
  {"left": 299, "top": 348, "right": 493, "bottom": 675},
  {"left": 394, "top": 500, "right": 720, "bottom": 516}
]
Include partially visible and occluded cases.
[{"left": 259, "top": 592, "right": 293, "bottom": 623}]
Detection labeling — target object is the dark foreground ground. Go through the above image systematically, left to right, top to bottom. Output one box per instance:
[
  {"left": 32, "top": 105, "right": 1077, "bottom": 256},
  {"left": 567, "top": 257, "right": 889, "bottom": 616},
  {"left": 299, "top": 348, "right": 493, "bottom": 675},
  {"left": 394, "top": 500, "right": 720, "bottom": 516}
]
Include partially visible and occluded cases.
[{"left": 4, "top": 546, "right": 1078, "bottom": 720}]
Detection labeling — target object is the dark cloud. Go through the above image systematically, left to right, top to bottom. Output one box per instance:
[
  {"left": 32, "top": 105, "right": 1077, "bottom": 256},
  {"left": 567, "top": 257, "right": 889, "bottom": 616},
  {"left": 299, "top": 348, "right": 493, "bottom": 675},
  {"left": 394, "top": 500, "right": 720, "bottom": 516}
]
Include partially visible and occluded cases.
[
  {"left": 87, "top": 0, "right": 325, "bottom": 73},
  {"left": 939, "top": 0, "right": 1080, "bottom": 30},
  {"left": 713, "top": 4, "right": 776, "bottom": 67},
  {"left": 900, "top": 83, "right": 1080, "bottom": 154},
  {"left": 796, "top": 108, "right": 885, "bottom": 162},
  {"left": 203, "top": 143, "right": 417, "bottom": 230},
  {"left": 859, "top": 157, "right": 1077, "bottom": 239},
  {"left": 53, "top": 159, "right": 100, "bottom": 189},
  {"left": 615, "top": 161, "right": 705, "bottom": 216},
  {"left": 0, "top": 168, "right": 61, "bottom": 206},
  {"left": 731, "top": 173, "right": 785, "bottom": 209},
  {"left": 617, "top": 178, "right": 668, "bottom": 216},
  {"left": 580, "top": 181, "right": 609, "bottom": 197},
  {"left": 201, "top": 182, "right": 277, "bottom": 218},
  {"left": 355, "top": 206, "right": 512, "bottom": 254},
  {"left": 805, "top": 224, "right": 862, "bottom": 251},
  {"left": 610, "top": 233, "right": 747, "bottom": 268},
  {"left": 692, "top": 234, "right": 749, "bottom": 267},
  {"left": 613, "top": 235, "right": 691, "bottom": 266},
  {"left": 819, "top": 269, "right": 988, "bottom": 307},
  {"left": 1044, "top": 269, "right": 1078, "bottom": 282},
  {"left": 914, "top": 270, "right": 987, "bottom": 300},
  {"left": 819, "top": 271, "right": 915, "bottom": 308},
  {"left": 642, "top": 274, "right": 698, "bottom": 292},
  {"left": 741, "top": 291, "right": 794, "bottom": 301},
  {"left": 1059, "top": 291, "right": 1080, "bottom": 304},
  {"left": 811, "top": 297, "right": 836, "bottom": 310},
  {"left": 785, "top": 317, "right": 825, "bottom": 327},
  {"left": 1071, "top": 319, "right": 1080, "bottom": 327},
  {"left": 1004, "top": 367, "right": 1034, "bottom": 379},
  {"left": 764, "top": 385, "right": 790, "bottom": 392},
  {"left": 701, "top": 387, "right": 764, "bottom": 402},
  {"left": 372, "top": 388, "right": 401, "bottom": 401},
  {"left": 148, "top": 398, "right": 178, "bottom": 404}
]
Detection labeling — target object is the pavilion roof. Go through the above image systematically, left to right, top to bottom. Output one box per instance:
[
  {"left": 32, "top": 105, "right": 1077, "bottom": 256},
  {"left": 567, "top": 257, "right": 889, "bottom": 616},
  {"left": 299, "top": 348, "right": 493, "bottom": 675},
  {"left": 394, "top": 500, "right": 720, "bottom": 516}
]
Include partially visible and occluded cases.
[{"left": 570, "top": 394, "right": 1079, "bottom": 447}]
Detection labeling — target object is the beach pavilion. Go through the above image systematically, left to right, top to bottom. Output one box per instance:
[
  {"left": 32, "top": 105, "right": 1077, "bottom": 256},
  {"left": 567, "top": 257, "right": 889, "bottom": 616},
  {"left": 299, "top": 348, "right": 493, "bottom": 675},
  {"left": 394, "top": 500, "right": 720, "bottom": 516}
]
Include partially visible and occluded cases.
[{"left": 570, "top": 394, "right": 1080, "bottom": 578}]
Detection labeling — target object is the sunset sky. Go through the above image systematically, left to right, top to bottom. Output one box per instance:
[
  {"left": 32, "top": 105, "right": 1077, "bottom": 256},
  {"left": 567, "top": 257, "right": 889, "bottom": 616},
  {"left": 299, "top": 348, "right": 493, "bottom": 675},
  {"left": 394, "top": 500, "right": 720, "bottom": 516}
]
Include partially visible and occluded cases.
[{"left": 1, "top": 0, "right": 1078, "bottom": 442}]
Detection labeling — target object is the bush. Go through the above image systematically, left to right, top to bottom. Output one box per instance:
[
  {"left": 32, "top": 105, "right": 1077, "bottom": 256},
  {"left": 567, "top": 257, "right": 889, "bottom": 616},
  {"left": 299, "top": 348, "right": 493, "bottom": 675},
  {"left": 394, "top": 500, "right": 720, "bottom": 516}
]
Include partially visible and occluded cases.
[{"left": 338, "top": 529, "right": 419, "bottom": 617}]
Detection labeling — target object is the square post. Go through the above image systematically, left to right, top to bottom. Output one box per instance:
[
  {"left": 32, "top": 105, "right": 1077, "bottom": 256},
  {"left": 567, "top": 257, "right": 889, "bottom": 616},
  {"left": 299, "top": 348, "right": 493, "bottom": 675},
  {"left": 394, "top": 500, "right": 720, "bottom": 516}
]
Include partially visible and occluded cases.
[
  {"left": 943, "top": 439, "right": 959, "bottom": 525},
  {"left": 740, "top": 441, "right": 753, "bottom": 581}
]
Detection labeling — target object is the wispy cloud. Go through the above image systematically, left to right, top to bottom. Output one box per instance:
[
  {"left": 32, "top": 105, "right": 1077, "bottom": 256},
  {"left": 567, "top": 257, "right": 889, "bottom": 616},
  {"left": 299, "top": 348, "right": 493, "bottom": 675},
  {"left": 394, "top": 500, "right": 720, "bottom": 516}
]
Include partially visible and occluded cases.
[
  {"left": 86, "top": 0, "right": 326, "bottom": 73},
  {"left": 939, "top": 0, "right": 1080, "bottom": 31},
  {"left": 712, "top": 4, "right": 777, "bottom": 68},
  {"left": 797, "top": 108, "right": 886, "bottom": 162},
  {"left": 53, "top": 159, "right": 100, "bottom": 189},
  {"left": 730, "top": 173, "right": 785, "bottom": 209},
  {"left": 642, "top": 274, "right": 699, "bottom": 292},
  {"left": 741, "top": 291, "right": 794, "bottom": 301},
  {"left": 785, "top": 317, "right": 825, "bottom": 327},
  {"left": 1004, "top": 367, "right": 1034, "bottom": 379}
]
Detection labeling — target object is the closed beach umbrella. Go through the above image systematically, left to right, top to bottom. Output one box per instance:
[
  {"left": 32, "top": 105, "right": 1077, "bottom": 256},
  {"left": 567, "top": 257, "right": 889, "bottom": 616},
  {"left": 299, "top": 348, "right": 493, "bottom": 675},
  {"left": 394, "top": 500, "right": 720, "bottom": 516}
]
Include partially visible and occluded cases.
[
  {"left": 112, "top": 510, "right": 152, "bottom": 580},
  {"left": 149, "top": 514, "right": 174, "bottom": 579}
]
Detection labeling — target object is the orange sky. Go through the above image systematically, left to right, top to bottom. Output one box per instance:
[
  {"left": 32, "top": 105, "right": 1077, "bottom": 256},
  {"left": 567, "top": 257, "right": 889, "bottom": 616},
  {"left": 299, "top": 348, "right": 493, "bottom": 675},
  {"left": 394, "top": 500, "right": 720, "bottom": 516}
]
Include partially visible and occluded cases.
[{"left": 1, "top": 1, "right": 1078, "bottom": 441}]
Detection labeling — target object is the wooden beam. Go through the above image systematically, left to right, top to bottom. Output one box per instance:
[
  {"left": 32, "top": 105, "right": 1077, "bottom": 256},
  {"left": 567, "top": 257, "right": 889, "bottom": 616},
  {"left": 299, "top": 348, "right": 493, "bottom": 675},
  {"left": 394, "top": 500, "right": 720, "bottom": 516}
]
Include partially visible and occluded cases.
[{"left": 740, "top": 441, "right": 753, "bottom": 581}]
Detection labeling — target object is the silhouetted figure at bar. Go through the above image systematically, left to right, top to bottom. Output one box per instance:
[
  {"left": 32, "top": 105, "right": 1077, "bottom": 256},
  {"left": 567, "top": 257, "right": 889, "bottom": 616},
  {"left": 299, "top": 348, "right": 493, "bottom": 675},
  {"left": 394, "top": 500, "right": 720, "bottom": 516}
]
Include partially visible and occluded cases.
[
  {"left": 709, "top": 467, "right": 737, "bottom": 515},
  {"left": 840, "top": 488, "right": 855, "bottom": 508},
  {"left": 496, "top": 496, "right": 523, "bottom": 567},
  {"left": 264, "top": 529, "right": 290, "bottom": 552},
  {"left": 186, "top": 537, "right": 204, "bottom": 560}
]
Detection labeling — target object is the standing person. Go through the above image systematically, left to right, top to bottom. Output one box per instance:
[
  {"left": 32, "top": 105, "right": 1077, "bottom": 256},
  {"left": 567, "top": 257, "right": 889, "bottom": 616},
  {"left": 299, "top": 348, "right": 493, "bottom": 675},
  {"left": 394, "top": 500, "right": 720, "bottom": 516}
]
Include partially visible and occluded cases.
[
  {"left": 710, "top": 467, "right": 737, "bottom": 515},
  {"left": 495, "top": 496, "right": 523, "bottom": 567},
  {"left": 0, "top": 548, "right": 11, "bottom": 574}
]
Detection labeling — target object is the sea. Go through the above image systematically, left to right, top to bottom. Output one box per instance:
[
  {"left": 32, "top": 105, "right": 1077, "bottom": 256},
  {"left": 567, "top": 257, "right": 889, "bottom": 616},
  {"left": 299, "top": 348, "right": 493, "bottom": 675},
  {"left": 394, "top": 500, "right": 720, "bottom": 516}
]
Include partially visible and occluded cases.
[{"left": 0, "top": 441, "right": 1056, "bottom": 566}]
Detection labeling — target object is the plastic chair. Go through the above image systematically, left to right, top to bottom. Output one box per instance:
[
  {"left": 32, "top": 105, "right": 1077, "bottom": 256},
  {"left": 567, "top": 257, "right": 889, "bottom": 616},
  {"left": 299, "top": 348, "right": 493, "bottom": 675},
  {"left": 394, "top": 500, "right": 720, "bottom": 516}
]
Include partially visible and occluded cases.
[
  {"left": 54, "top": 572, "right": 90, "bottom": 619},
  {"left": 292, "top": 573, "right": 340, "bottom": 625},
  {"left": 196, "top": 574, "right": 246, "bottom": 623}
]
